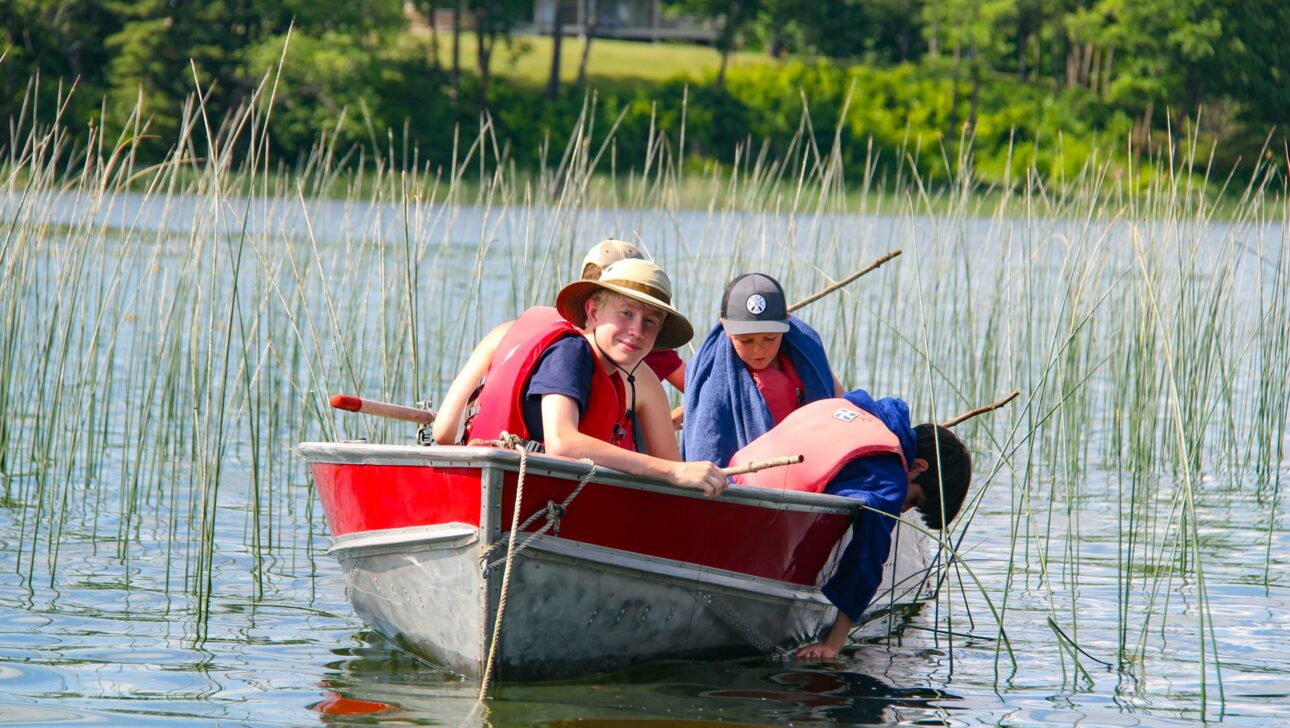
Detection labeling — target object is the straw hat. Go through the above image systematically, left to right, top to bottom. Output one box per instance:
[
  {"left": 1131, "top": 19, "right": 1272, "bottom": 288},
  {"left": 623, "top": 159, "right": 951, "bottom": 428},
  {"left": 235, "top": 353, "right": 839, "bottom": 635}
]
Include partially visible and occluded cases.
[
  {"left": 581, "top": 239, "right": 643, "bottom": 272},
  {"left": 556, "top": 259, "right": 694, "bottom": 351}
]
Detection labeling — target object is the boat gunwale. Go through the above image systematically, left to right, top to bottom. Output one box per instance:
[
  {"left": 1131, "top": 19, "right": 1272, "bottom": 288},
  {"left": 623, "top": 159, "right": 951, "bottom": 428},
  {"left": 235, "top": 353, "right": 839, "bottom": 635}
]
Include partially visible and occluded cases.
[{"left": 298, "top": 442, "right": 861, "bottom": 515}]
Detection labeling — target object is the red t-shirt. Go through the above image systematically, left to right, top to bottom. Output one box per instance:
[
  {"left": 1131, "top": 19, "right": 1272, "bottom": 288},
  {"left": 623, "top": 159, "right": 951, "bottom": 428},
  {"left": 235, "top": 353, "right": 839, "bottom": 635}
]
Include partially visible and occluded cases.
[
  {"left": 643, "top": 349, "right": 684, "bottom": 380},
  {"left": 749, "top": 353, "right": 805, "bottom": 425}
]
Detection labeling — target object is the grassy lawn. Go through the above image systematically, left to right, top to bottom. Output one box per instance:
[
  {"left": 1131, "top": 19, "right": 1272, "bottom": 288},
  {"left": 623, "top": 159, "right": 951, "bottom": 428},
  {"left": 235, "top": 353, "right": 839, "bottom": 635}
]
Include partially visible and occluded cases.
[{"left": 420, "top": 30, "right": 784, "bottom": 87}]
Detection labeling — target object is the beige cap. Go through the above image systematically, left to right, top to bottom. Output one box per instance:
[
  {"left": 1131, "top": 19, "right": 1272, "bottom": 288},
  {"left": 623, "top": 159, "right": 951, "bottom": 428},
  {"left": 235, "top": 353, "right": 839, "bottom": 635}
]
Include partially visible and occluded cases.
[
  {"left": 580, "top": 239, "right": 643, "bottom": 274},
  {"left": 556, "top": 259, "right": 693, "bottom": 351}
]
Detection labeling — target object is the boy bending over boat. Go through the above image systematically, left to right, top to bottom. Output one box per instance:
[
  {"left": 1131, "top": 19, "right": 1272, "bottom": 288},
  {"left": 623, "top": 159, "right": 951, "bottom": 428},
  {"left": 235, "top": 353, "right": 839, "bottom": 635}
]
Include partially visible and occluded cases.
[
  {"left": 434, "top": 240, "right": 685, "bottom": 449},
  {"left": 451, "top": 258, "right": 728, "bottom": 497},
  {"left": 682, "top": 272, "right": 843, "bottom": 466},
  {"left": 726, "top": 390, "right": 972, "bottom": 660}
]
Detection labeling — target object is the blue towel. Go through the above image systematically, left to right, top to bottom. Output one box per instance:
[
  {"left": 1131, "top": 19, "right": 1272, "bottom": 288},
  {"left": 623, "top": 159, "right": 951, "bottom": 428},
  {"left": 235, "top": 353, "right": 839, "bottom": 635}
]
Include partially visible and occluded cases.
[
  {"left": 682, "top": 317, "right": 835, "bottom": 466},
  {"left": 841, "top": 389, "right": 916, "bottom": 464}
]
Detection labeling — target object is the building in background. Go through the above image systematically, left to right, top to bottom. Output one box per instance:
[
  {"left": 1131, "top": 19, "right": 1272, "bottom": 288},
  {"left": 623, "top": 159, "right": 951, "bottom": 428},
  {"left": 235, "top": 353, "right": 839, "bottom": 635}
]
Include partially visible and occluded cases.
[{"left": 524, "top": 0, "right": 715, "bottom": 43}]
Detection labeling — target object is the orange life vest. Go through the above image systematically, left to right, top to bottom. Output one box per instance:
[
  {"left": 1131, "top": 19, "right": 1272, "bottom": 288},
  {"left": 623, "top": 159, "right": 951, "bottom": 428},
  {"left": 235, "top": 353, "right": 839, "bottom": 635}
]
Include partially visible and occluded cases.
[
  {"left": 466, "top": 307, "right": 630, "bottom": 447},
  {"left": 728, "top": 397, "right": 907, "bottom": 492}
]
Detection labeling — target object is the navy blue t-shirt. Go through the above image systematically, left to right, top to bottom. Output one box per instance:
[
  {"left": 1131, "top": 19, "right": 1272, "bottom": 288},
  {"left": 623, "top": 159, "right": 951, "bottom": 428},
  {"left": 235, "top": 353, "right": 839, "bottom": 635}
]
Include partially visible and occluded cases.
[{"left": 522, "top": 336, "right": 595, "bottom": 441}]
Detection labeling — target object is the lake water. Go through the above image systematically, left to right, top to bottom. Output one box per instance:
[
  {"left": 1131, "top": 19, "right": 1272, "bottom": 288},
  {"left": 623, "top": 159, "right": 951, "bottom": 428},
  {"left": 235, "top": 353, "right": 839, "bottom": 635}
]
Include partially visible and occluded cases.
[{"left": 1, "top": 189, "right": 1287, "bottom": 725}]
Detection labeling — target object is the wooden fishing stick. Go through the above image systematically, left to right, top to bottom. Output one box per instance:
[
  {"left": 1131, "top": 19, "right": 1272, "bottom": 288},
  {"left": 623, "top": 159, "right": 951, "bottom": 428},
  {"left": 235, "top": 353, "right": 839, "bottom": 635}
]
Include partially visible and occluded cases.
[
  {"left": 787, "top": 249, "right": 902, "bottom": 312},
  {"left": 940, "top": 390, "right": 1020, "bottom": 428},
  {"left": 330, "top": 394, "right": 435, "bottom": 425},
  {"left": 721, "top": 454, "right": 803, "bottom": 476}
]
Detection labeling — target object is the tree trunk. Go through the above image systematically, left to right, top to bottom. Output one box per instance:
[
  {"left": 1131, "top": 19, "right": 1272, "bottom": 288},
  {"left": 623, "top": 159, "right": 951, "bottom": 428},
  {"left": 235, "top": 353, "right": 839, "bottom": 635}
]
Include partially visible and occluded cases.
[
  {"left": 451, "top": 0, "right": 462, "bottom": 99},
  {"left": 575, "top": 0, "right": 598, "bottom": 87},
  {"left": 716, "top": 0, "right": 741, "bottom": 89},
  {"left": 547, "top": 1, "right": 565, "bottom": 101},
  {"left": 428, "top": 2, "right": 442, "bottom": 72},
  {"left": 768, "top": 3, "right": 786, "bottom": 59},
  {"left": 478, "top": 29, "right": 493, "bottom": 109},
  {"left": 1017, "top": 29, "right": 1028, "bottom": 80},
  {"left": 1089, "top": 44, "right": 1101, "bottom": 94},
  {"left": 947, "top": 45, "right": 961, "bottom": 142},
  {"left": 1101, "top": 46, "right": 1114, "bottom": 99},
  {"left": 1136, "top": 100, "right": 1154, "bottom": 152}
]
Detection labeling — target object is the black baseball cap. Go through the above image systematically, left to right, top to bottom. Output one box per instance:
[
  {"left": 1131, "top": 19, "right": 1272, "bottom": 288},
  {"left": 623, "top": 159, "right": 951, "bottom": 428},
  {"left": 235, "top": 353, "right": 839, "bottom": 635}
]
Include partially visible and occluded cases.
[{"left": 720, "top": 273, "right": 790, "bottom": 335}]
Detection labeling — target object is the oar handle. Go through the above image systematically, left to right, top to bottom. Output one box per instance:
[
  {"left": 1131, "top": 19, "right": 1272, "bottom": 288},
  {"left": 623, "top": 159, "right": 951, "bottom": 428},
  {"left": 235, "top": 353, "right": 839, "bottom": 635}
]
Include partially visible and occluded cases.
[
  {"left": 330, "top": 394, "right": 435, "bottom": 425},
  {"left": 721, "top": 454, "right": 803, "bottom": 477}
]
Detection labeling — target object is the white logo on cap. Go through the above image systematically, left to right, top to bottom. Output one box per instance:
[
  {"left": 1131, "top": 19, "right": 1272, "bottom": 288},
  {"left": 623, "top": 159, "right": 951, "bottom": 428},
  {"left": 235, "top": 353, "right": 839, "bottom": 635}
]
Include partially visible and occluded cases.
[
  {"left": 746, "top": 294, "right": 767, "bottom": 315},
  {"left": 833, "top": 408, "right": 859, "bottom": 422}
]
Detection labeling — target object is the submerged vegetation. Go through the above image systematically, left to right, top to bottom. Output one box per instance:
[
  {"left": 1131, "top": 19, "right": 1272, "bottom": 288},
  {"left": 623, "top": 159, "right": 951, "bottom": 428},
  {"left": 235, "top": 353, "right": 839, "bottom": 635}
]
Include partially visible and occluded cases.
[{"left": 0, "top": 69, "right": 1287, "bottom": 721}]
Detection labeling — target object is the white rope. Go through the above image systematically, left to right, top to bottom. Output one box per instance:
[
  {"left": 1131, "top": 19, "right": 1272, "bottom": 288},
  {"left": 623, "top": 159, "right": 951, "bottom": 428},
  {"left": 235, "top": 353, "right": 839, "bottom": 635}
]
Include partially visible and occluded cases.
[
  {"left": 476, "top": 434, "right": 597, "bottom": 700},
  {"left": 478, "top": 434, "right": 527, "bottom": 700},
  {"left": 479, "top": 459, "right": 599, "bottom": 575}
]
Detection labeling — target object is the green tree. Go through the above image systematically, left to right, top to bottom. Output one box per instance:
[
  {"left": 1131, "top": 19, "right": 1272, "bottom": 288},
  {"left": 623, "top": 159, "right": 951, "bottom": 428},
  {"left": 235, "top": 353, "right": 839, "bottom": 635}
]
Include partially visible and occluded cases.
[
  {"left": 0, "top": 0, "right": 119, "bottom": 131},
  {"left": 468, "top": 0, "right": 528, "bottom": 107},
  {"left": 668, "top": 0, "right": 761, "bottom": 87},
  {"left": 782, "top": 0, "right": 925, "bottom": 63},
  {"left": 923, "top": 0, "right": 1018, "bottom": 135},
  {"left": 1065, "top": 0, "right": 1222, "bottom": 136},
  {"left": 1207, "top": 0, "right": 1290, "bottom": 128}
]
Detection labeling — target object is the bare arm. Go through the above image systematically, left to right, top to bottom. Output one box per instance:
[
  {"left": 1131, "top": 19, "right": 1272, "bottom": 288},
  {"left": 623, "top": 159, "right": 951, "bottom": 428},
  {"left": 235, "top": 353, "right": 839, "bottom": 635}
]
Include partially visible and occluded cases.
[
  {"left": 432, "top": 321, "right": 513, "bottom": 444},
  {"left": 632, "top": 365, "right": 681, "bottom": 461},
  {"left": 665, "top": 365, "right": 686, "bottom": 392},
  {"left": 833, "top": 373, "right": 844, "bottom": 397},
  {"left": 541, "top": 394, "right": 726, "bottom": 496},
  {"left": 794, "top": 611, "right": 853, "bottom": 661}
]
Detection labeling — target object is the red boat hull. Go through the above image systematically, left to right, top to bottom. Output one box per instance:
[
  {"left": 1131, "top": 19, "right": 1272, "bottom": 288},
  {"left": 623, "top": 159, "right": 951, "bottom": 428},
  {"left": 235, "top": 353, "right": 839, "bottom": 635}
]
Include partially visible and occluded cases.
[{"left": 301, "top": 443, "right": 929, "bottom": 679}]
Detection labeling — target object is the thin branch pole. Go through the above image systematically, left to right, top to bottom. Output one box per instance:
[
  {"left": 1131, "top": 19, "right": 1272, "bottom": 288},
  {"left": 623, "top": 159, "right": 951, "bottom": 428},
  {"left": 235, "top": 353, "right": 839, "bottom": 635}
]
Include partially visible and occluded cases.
[
  {"left": 788, "top": 249, "right": 902, "bottom": 312},
  {"left": 940, "top": 390, "right": 1020, "bottom": 428}
]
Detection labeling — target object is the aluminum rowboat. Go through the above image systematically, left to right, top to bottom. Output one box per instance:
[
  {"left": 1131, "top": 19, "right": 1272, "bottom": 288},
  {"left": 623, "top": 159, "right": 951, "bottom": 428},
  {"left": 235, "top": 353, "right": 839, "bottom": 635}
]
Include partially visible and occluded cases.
[{"left": 301, "top": 442, "right": 930, "bottom": 680}]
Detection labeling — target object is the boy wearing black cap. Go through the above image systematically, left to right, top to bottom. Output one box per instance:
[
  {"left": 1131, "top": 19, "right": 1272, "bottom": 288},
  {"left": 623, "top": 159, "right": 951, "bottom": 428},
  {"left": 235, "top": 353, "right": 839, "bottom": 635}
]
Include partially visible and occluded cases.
[{"left": 681, "top": 273, "right": 843, "bottom": 467}]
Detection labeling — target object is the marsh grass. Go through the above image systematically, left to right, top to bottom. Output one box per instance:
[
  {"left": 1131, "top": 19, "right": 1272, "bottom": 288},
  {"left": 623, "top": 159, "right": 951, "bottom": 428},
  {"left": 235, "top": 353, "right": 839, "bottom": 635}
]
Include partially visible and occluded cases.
[{"left": 0, "top": 69, "right": 1286, "bottom": 718}]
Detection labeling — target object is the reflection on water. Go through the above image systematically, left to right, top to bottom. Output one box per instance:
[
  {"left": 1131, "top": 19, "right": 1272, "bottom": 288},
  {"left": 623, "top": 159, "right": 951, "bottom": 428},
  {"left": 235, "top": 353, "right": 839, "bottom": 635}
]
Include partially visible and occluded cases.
[{"left": 315, "top": 631, "right": 960, "bottom": 727}]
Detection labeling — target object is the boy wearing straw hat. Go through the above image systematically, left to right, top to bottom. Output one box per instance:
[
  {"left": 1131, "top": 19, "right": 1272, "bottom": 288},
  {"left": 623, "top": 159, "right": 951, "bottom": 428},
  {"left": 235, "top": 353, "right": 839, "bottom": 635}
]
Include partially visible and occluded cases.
[
  {"left": 434, "top": 240, "right": 683, "bottom": 449},
  {"left": 580, "top": 240, "right": 687, "bottom": 392},
  {"left": 461, "top": 258, "right": 728, "bottom": 496}
]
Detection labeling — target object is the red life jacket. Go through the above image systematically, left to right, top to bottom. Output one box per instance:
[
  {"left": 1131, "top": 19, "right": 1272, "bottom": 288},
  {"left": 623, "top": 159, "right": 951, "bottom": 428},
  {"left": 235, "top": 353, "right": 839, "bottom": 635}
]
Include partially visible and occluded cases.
[
  {"left": 465, "top": 307, "right": 630, "bottom": 447},
  {"left": 728, "top": 398, "right": 907, "bottom": 492}
]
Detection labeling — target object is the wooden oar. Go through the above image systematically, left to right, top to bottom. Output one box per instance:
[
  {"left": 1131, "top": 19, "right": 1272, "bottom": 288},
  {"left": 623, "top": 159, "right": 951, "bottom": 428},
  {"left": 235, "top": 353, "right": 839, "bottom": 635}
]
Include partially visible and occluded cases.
[
  {"left": 787, "top": 249, "right": 902, "bottom": 312},
  {"left": 940, "top": 390, "right": 1020, "bottom": 428},
  {"left": 330, "top": 394, "right": 435, "bottom": 425},
  {"left": 721, "top": 454, "right": 803, "bottom": 476}
]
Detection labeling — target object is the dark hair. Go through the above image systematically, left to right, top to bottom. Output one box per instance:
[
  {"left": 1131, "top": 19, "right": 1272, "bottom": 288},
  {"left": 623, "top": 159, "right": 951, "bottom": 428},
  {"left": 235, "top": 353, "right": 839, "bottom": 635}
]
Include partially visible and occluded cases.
[
  {"left": 581, "top": 262, "right": 602, "bottom": 280},
  {"left": 912, "top": 424, "right": 972, "bottom": 530}
]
